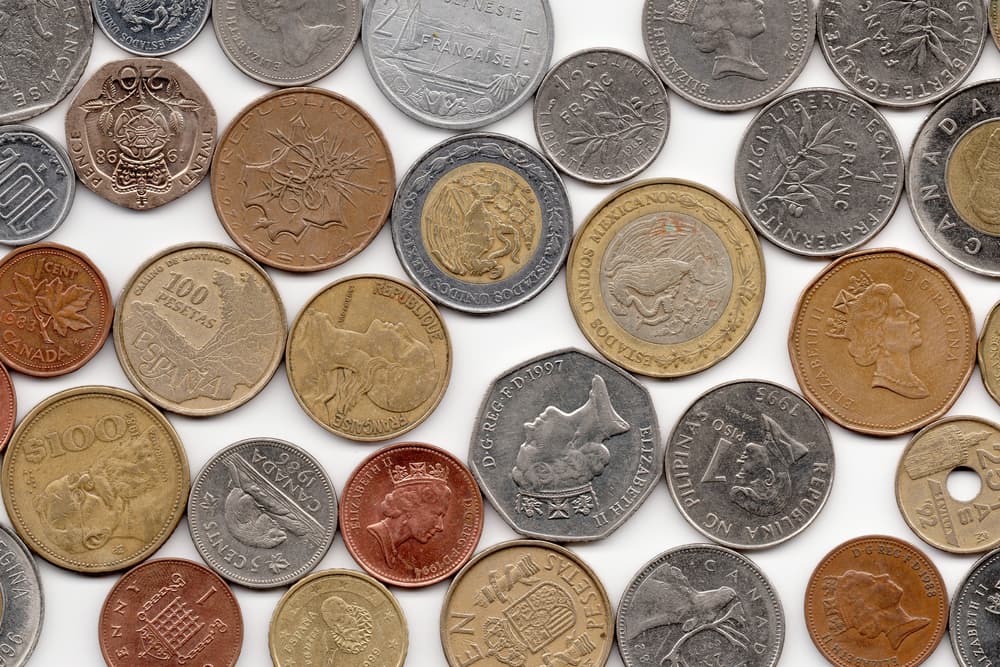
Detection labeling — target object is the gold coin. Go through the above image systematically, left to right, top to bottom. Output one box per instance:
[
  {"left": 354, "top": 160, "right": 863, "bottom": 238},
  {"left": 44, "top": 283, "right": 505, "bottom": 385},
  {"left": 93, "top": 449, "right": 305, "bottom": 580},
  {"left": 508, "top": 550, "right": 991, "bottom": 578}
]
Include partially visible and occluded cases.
[
  {"left": 946, "top": 120, "right": 1000, "bottom": 235},
  {"left": 566, "top": 179, "right": 764, "bottom": 377},
  {"left": 286, "top": 275, "right": 451, "bottom": 442},
  {"left": 978, "top": 299, "right": 1000, "bottom": 406},
  {"left": 2, "top": 386, "right": 189, "bottom": 573},
  {"left": 440, "top": 539, "right": 613, "bottom": 667},
  {"left": 269, "top": 568, "right": 407, "bottom": 667}
]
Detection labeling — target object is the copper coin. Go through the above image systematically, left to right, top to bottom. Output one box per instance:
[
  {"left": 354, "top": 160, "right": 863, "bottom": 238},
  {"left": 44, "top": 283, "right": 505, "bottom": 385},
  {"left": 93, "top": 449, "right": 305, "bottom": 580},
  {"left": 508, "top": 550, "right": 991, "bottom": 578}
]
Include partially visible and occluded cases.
[
  {"left": 212, "top": 88, "right": 395, "bottom": 272},
  {"left": 0, "top": 243, "right": 112, "bottom": 377},
  {"left": 788, "top": 248, "right": 975, "bottom": 436},
  {"left": 0, "top": 363, "right": 14, "bottom": 452},
  {"left": 341, "top": 442, "right": 483, "bottom": 588},
  {"left": 804, "top": 535, "right": 947, "bottom": 667},
  {"left": 99, "top": 558, "right": 243, "bottom": 667}
]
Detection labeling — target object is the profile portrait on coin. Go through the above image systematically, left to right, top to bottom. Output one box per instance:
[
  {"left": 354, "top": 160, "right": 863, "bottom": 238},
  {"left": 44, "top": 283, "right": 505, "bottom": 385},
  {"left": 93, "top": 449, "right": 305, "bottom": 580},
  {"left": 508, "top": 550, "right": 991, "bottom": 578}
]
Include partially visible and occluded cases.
[
  {"left": 243, "top": 0, "right": 343, "bottom": 66},
  {"left": 671, "top": 0, "right": 768, "bottom": 80},
  {"left": 729, "top": 414, "right": 809, "bottom": 516},
  {"left": 366, "top": 462, "right": 451, "bottom": 568},
  {"left": 825, "top": 569, "right": 930, "bottom": 650},
  {"left": 320, "top": 595, "right": 373, "bottom": 657}
]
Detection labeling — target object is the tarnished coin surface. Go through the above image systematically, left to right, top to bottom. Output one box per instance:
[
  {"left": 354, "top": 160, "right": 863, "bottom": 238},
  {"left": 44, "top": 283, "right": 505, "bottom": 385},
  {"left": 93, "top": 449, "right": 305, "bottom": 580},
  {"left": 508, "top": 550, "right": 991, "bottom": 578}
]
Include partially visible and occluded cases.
[
  {"left": 92, "top": 0, "right": 209, "bottom": 55},
  {"left": 362, "top": 0, "right": 554, "bottom": 129},
  {"left": 533, "top": 48, "right": 669, "bottom": 184},
  {"left": 65, "top": 58, "right": 216, "bottom": 211},
  {"left": 736, "top": 88, "right": 903, "bottom": 256},
  {"left": 0, "top": 125, "right": 75, "bottom": 245},
  {"left": 391, "top": 133, "right": 570, "bottom": 313},
  {"left": 567, "top": 179, "right": 765, "bottom": 378},
  {"left": 114, "top": 243, "right": 286, "bottom": 416},
  {"left": 788, "top": 248, "right": 975, "bottom": 436},
  {"left": 287, "top": 275, "right": 451, "bottom": 442},
  {"left": 979, "top": 300, "right": 1000, "bottom": 406},
  {"left": 470, "top": 349, "right": 661, "bottom": 542},
  {"left": 0, "top": 363, "right": 13, "bottom": 452},
  {"left": 666, "top": 380, "right": 834, "bottom": 549},
  {"left": 2, "top": 386, "right": 189, "bottom": 573},
  {"left": 0, "top": 524, "right": 42, "bottom": 667},
  {"left": 805, "top": 535, "right": 947, "bottom": 667},
  {"left": 441, "top": 539, "right": 613, "bottom": 667},
  {"left": 618, "top": 544, "right": 784, "bottom": 667},
  {"left": 951, "top": 548, "right": 1000, "bottom": 666}
]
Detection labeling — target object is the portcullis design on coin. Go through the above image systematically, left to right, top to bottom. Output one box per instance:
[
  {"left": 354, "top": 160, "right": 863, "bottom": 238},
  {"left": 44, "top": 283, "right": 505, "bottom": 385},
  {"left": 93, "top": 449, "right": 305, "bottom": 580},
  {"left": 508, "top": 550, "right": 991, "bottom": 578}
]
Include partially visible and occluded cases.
[
  {"left": 92, "top": 0, "right": 210, "bottom": 56},
  {"left": 0, "top": 125, "right": 75, "bottom": 245}
]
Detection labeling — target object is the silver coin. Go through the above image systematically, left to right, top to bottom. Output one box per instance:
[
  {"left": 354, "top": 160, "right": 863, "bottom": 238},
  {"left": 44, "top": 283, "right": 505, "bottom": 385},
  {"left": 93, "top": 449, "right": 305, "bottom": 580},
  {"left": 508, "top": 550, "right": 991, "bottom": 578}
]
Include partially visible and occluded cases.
[
  {"left": 92, "top": 0, "right": 209, "bottom": 56},
  {"left": 213, "top": 0, "right": 360, "bottom": 86},
  {"left": 362, "top": 0, "right": 554, "bottom": 129},
  {"left": 641, "top": 0, "right": 813, "bottom": 112},
  {"left": 818, "top": 0, "right": 985, "bottom": 108},
  {"left": 533, "top": 47, "right": 669, "bottom": 184},
  {"left": 735, "top": 87, "right": 903, "bottom": 257},
  {"left": 0, "top": 125, "right": 75, "bottom": 245},
  {"left": 391, "top": 132, "right": 571, "bottom": 313},
  {"left": 469, "top": 348, "right": 663, "bottom": 542},
  {"left": 187, "top": 437, "right": 338, "bottom": 589},
  {"left": 0, "top": 523, "right": 43, "bottom": 667},
  {"left": 617, "top": 543, "right": 784, "bottom": 667},
  {"left": 951, "top": 548, "right": 1000, "bottom": 666}
]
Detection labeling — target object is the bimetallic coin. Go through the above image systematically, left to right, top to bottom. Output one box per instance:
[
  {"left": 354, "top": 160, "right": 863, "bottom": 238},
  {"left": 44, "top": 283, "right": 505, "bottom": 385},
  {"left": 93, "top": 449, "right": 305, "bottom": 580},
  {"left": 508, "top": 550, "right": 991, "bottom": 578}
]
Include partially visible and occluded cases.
[
  {"left": 92, "top": 0, "right": 209, "bottom": 55},
  {"left": 362, "top": 0, "right": 554, "bottom": 129},
  {"left": 533, "top": 48, "right": 669, "bottom": 184},
  {"left": 736, "top": 88, "right": 903, "bottom": 256},
  {"left": 0, "top": 126, "right": 75, "bottom": 245},
  {"left": 391, "top": 133, "right": 571, "bottom": 313},
  {"left": 567, "top": 179, "right": 765, "bottom": 378},
  {"left": 979, "top": 300, "right": 1000, "bottom": 406},
  {"left": 0, "top": 363, "right": 13, "bottom": 452},
  {"left": 666, "top": 380, "right": 834, "bottom": 549},
  {"left": 188, "top": 438, "right": 337, "bottom": 588},
  {"left": 0, "top": 524, "right": 43, "bottom": 667},
  {"left": 441, "top": 539, "right": 613, "bottom": 667},
  {"left": 951, "top": 548, "right": 1000, "bottom": 666}
]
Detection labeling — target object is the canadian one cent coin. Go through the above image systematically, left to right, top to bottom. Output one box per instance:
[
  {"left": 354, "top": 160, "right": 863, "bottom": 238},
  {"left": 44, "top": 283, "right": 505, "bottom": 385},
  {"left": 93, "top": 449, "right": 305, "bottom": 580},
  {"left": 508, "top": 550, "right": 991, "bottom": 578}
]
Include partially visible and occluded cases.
[
  {"left": 92, "top": 0, "right": 209, "bottom": 55},
  {"left": 65, "top": 58, "right": 216, "bottom": 211},
  {"left": 736, "top": 87, "right": 904, "bottom": 256},
  {"left": 213, "top": 88, "right": 395, "bottom": 273},
  {"left": 0, "top": 125, "right": 75, "bottom": 245},
  {"left": 391, "top": 133, "right": 571, "bottom": 313},
  {"left": 567, "top": 179, "right": 765, "bottom": 378},
  {"left": 0, "top": 243, "right": 112, "bottom": 377},
  {"left": 114, "top": 243, "right": 286, "bottom": 416},
  {"left": 788, "top": 248, "right": 975, "bottom": 436},
  {"left": 286, "top": 275, "right": 451, "bottom": 442},
  {"left": 979, "top": 300, "right": 1000, "bottom": 406},
  {"left": 0, "top": 363, "right": 14, "bottom": 452},
  {"left": 666, "top": 380, "right": 834, "bottom": 549},
  {"left": 2, "top": 386, "right": 189, "bottom": 573},
  {"left": 0, "top": 523, "right": 43, "bottom": 667},
  {"left": 805, "top": 535, "right": 947, "bottom": 667},
  {"left": 441, "top": 539, "right": 613, "bottom": 667},
  {"left": 617, "top": 544, "right": 784, "bottom": 667},
  {"left": 951, "top": 548, "right": 1000, "bottom": 665},
  {"left": 99, "top": 558, "right": 243, "bottom": 667},
  {"left": 270, "top": 568, "right": 407, "bottom": 667}
]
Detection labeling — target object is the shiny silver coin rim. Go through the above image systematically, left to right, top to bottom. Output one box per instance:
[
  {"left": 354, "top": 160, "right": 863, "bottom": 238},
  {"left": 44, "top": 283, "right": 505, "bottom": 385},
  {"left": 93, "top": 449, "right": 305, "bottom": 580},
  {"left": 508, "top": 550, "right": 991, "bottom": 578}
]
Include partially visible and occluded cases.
[
  {"left": 90, "top": 0, "right": 210, "bottom": 56},
  {"left": 0, "top": 124, "right": 75, "bottom": 246},
  {"left": 0, "top": 522, "right": 43, "bottom": 667},
  {"left": 950, "top": 547, "right": 1000, "bottom": 666}
]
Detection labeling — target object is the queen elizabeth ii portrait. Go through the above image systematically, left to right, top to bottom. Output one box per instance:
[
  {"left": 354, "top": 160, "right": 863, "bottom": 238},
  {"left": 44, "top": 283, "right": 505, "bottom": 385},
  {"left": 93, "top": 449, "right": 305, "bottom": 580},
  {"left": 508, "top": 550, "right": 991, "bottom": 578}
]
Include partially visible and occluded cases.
[{"left": 666, "top": 0, "right": 769, "bottom": 81}]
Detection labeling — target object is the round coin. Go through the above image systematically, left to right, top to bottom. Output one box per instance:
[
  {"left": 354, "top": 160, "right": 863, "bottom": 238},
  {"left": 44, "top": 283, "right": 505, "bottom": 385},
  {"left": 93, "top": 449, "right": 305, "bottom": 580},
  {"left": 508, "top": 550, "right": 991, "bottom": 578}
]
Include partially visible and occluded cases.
[
  {"left": 92, "top": 0, "right": 209, "bottom": 55},
  {"left": 993, "top": 0, "right": 1000, "bottom": 53},
  {"left": 65, "top": 58, "right": 217, "bottom": 211},
  {"left": 736, "top": 87, "right": 904, "bottom": 256},
  {"left": 213, "top": 88, "right": 395, "bottom": 272},
  {"left": 0, "top": 125, "right": 75, "bottom": 245},
  {"left": 391, "top": 133, "right": 571, "bottom": 313},
  {"left": 567, "top": 179, "right": 765, "bottom": 378},
  {"left": 0, "top": 243, "right": 112, "bottom": 377},
  {"left": 114, "top": 243, "right": 286, "bottom": 416},
  {"left": 286, "top": 275, "right": 451, "bottom": 442},
  {"left": 979, "top": 300, "right": 1000, "bottom": 406},
  {"left": 0, "top": 363, "right": 14, "bottom": 452},
  {"left": 666, "top": 380, "right": 834, "bottom": 549},
  {"left": 2, "top": 386, "right": 189, "bottom": 573},
  {"left": 0, "top": 523, "right": 43, "bottom": 667},
  {"left": 804, "top": 535, "right": 947, "bottom": 667},
  {"left": 441, "top": 539, "right": 613, "bottom": 667},
  {"left": 950, "top": 548, "right": 1000, "bottom": 666},
  {"left": 99, "top": 558, "right": 243, "bottom": 667}
]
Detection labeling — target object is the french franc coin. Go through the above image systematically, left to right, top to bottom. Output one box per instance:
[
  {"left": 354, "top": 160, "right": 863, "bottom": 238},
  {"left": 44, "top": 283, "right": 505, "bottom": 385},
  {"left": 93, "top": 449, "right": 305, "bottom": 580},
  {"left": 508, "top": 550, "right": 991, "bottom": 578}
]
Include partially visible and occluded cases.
[
  {"left": 92, "top": 0, "right": 209, "bottom": 56},
  {"left": 0, "top": 125, "right": 75, "bottom": 245},
  {"left": 0, "top": 523, "right": 42, "bottom": 667},
  {"left": 951, "top": 548, "right": 1000, "bottom": 666}
]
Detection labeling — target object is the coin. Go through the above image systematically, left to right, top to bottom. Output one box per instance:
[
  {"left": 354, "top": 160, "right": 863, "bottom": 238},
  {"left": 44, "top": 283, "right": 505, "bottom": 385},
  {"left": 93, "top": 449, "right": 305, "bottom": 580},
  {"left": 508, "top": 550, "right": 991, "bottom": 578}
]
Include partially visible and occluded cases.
[
  {"left": 92, "top": 0, "right": 209, "bottom": 55},
  {"left": 361, "top": 0, "right": 554, "bottom": 129},
  {"left": 642, "top": 0, "right": 813, "bottom": 111},
  {"left": 993, "top": 0, "right": 1000, "bottom": 53},
  {"left": 533, "top": 48, "right": 669, "bottom": 184},
  {"left": 65, "top": 58, "right": 217, "bottom": 211},
  {"left": 735, "top": 87, "right": 903, "bottom": 256},
  {"left": 212, "top": 88, "right": 395, "bottom": 273},
  {"left": 0, "top": 125, "right": 75, "bottom": 245},
  {"left": 391, "top": 133, "right": 571, "bottom": 313},
  {"left": 566, "top": 179, "right": 765, "bottom": 378},
  {"left": 0, "top": 243, "right": 112, "bottom": 377},
  {"left": 114, "top": 243, "right": 286, "bottom": 416},
  {"left": 788, "top": 248, "right": 975, "bottom": 436},
  {"left": 286, "top": 275, "right": 451, "bottom": 442},
  {"left": 979, "top": 300, "right": 1000, "bottom": 406},
  {"left": 0, "top": 363, "right": 13, "bottom": 452},
  {"left": 666, "top": 380, "right": 834, "bottom": 549},
  {"left": 2, "top": 386, "right": 189, "bottom": 573},
  {"left": 188, "top": 437, "right": 337, "bottom": 588},
  {"left": 0, "top": 523, "right": 43, "bottom": 667},
  {"left": 804, "top": 535, "right": 947, "bottom": 667},
  {"left": 441, "top": 539, "right": 613, "bottom": 667},
  {"left": 617, "top": 543, "right": 784, "bottom": 667},
  {"left": 950, "top": 548, "right": 1000, "bottom": 666},
  {"left": 99, "top": 558, "right": 243, "bottom": 667},
  {"left": 270, "top": 568, "right": 407, "bottom": 667}
]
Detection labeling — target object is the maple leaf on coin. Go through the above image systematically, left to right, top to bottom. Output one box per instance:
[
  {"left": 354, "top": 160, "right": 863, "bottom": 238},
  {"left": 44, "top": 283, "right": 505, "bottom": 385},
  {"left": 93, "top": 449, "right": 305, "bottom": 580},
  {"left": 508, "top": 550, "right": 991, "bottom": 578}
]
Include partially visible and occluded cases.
[{"left": 34, "top": 279, "right": 95, "bottom": 336}]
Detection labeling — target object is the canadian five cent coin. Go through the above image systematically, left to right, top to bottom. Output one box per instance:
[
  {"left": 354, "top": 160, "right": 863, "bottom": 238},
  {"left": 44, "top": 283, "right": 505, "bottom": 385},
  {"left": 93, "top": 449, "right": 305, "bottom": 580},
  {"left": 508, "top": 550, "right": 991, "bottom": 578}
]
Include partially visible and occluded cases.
[
  {"left": 0, "top": 125, "right": 76, "bottom": 245},
  {"left": 951, "top": 548, "right": 1000, "bottom": 665}
]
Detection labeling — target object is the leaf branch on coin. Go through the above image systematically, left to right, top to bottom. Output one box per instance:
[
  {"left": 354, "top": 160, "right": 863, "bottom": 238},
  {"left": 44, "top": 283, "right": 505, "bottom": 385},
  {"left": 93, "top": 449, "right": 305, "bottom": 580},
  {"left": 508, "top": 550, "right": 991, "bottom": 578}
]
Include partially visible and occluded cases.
[
  {"left": 874, "top": 0, "right": 958, "bottom": 69},
  {"left": 565, "top": 88, "right": 661, "bottom": 165},
  {"left": 756, "top": 111, "right": 840, "bottom": 217},
  {"left": 5, "top": 272, "right": 93, "bottom": 343}
]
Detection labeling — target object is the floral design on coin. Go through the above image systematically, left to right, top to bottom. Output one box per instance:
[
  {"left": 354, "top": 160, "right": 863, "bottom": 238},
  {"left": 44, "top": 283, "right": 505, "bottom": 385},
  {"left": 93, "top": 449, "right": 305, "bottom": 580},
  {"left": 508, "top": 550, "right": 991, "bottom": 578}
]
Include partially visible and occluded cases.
[
  {"left": 92, "top": 0, "right": 210, "bottom": 55},
  {"left": 0, "top": 125, "right": 75, "bottom": 245},
  {"left": 0, "top": 524, "right": 43, "bottom": 667},
  {"left": 950, "top": 548, "right": 1000, "bottom": 665}
]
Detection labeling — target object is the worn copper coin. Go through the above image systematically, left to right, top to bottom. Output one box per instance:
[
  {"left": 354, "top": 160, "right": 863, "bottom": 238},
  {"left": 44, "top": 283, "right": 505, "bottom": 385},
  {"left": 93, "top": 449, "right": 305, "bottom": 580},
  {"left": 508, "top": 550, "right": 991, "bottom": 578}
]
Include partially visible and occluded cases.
[
  {"left": 65, "top": 58, "right": 217, "bottom": 211},
  {"left": 0, "top": 243, "right": 112, "bottom": 377},
  {"left": 788, "top": 248, "right": 975, "bottom": 436},
  {"left": 979, "top": 300, "right": 1000, "bottom": 407},
  {"left": 0, "top": 363, "right": 13, "bottom": 452},
  {"left": 341, "top": 441, "right": 483, "bottom": 587},
  {"left": 804, "top": 535, "right": 947, "bottom": 667},
  {"left": 99, "top": 558, "right": 243, "bottom": 667}
]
